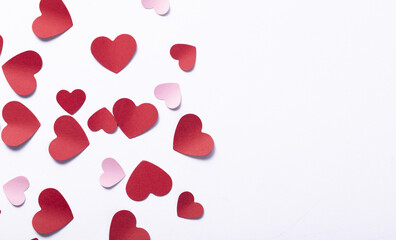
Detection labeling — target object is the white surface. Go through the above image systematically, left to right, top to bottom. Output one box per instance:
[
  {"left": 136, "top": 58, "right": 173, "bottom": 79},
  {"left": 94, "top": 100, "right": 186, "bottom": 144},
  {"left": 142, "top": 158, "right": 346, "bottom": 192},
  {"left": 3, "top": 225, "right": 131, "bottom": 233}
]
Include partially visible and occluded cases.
[{"left": 1, "top": 0, "right": 396, "bottom": 239}]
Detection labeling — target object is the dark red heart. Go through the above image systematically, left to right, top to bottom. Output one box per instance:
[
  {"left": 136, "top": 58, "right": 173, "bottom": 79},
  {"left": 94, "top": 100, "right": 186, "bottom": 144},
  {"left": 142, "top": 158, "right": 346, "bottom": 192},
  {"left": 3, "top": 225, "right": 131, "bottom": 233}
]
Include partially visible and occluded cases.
[
  {"left": 32, "top": 0, "right": 73, "bottom": 39},
  {"left": 91, "top": 34, "right": 137, "bottom": 73},
  {"left": 0, "top": 35, "right": 3, "bottom": 56},
  {"left": 170, "top": 44, "right": 196, "bottom": 71},
  {"left": 2, "top": 51, "right": 42, "bottom": 96},
  {"left": 56, "top": 89, "right": 86, "bottom": 115},
  {"left": 113, "top": 98, "right": 158, "bottom": 139},
  {"left": 2, "top": 101, "right": 40, "bottom": 147},
  {"left": 88, "top": 108, "right": 117, "bottom": 133},
  {"left": 173, "top": 114, "right": 214, "bottom": 157},
  {"left": 49, "top": 115, "right": 89, "bottom": 161},
  {"left": 126, "top": 161, "right": 172, "bottom": 201},
  {"left": 32, "top": 188, "right": 73, "bottom": 235},
  {"left": 177, "top": 191, "right": 204, "bottom": 219},
  {"left": 109, "top": 210, "right": 150, "bottom": 240}
]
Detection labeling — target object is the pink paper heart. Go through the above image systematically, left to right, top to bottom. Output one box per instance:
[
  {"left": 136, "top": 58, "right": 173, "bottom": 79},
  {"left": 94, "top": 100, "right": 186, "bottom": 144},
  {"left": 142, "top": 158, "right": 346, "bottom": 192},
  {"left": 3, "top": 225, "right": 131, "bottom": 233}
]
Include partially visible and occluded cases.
[
  {"left": 141, "top": 0, "right": 169, "bottom": 15},
  {"left": 154, "top": 83, "right": 181, "bottom": 109},
  {"left": 100, "top": 158, "right": 125, "bottom": 188},
  {"left": 3, "top": 176, "right": 29, "bottom": 206}
]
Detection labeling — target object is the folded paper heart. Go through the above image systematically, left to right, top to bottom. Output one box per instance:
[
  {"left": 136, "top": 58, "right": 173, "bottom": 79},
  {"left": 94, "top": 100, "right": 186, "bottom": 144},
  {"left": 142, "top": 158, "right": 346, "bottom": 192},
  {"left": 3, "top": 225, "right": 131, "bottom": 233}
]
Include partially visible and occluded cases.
[
  {"left": 32, "top": 0, "right": 73, "bottom": 39},
  {"left": 141, "top": 0, "right": 170, "bottom": 15},
  {"left": 91, "top": 34, "right": 137, "bottom": 73},
  {"left": 170, "top": 44, "right": 196, "bottom": 71},
  {"left": 2, "top": 51, "right": 42, "bottom": 96},
  {"left": 154, "top": 83, "right": 181, "bottom": 109},
  {"left": 56, "top": 89, "right": 86, "bottom": 115},
  {"left": 113, "top": 98, "right": 158, "bottom": 139},
  {"left": 2, "top": 101, "right": 41, "bottom": 147},
  {"left": 88, "top": 108, "right": 117, "bottom": 133},
  {"left": 173, "top": 114, "right": 214, "bottom": 157},
  {"left": 49, "top": 115, "right": 89, "bottom": 161},
  {"left": 100, "top": 158, "right": 125, "bottom": 188},
  {"left": 126, "top": 161, "right": 172, "bottom": 201},
  {"left": 3, "top": 176, "right": 30, "bottom": 207},
  {"left": 32, "top": 188, "right": 73, "bottom": 235},
  {"left": 177, "top": 191, "right": 204, "bottom": 219},
  {"left": 110, "top": 210, "right": 150, "bottom": 240}
]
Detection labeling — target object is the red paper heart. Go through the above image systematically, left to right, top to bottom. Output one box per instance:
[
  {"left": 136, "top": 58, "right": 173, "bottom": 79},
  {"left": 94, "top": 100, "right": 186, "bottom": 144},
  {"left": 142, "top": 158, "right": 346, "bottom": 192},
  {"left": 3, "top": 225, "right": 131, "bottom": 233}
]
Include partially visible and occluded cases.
[
  {"left": 32, "top": 0, "right": 73, "bottom": 39},
  {"left": 91, "top": 34, "right": 137, "bottom": 73},
  {"left": 0, "top": 35, "right": 3, "bottom": 56},
  {"left": 170, "top": 44, "right": 196, "bottom": 71},
  {"left": 2, "top": 51, "right": 42, "bottom": 96},
  {"left": 56, "top": 89, "right": 86, "bottom": 115},
  {"left": 113, "top": 98, "right": 158, "bottom": 139},
  {"left": 2, "top": 101, "right": 40, "bottom": 147},
  {"left": 88, "top": 108, "right": 117, "bottom": 133},
  {"left": 173, "top": 114, "right": 214, "bottom": 157},
  {"left": 49, "top": 115, "right": 89, "bottom": 161},
  {"left": 126, "top": 161, "right": 172, "bottom": 201},
  {"left": 32, "top": 188, "right": 73, "bottom": 235},
  {"left": 177, "top": 191, "right": 204, "bottom": 219},
  {"left": 110, "top": 210, "right": 150, "bottom": 240}
]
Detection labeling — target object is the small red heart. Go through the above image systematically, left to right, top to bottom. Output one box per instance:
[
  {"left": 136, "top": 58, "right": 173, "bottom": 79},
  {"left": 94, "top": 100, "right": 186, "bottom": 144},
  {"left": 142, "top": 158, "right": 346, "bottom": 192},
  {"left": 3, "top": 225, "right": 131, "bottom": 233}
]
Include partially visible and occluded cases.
[
  {"left": 32, "top": 0, "right": 73, "bottom": 39},
  {"left": 91, "top": 34, "right": 137, "bottom": 73},
  {"left": 0, "top": 35, "right": 3, "bottom": 55},
  {"left": 170, "top": 44, "right": 196, "bottom": 71},
  {"left": 2, "top": 51, "right": 42, "bottom": 96},
  {"left": 56, "top": 89, "right": 86, "bottom": 115},
  {"left": 113, "top": 98, "right": 158, "bottom": 139},
  {"left": 2, "top": 101, "right": 40, "bottom": 147},
  {"left": 88, "top": 108, "right": 117, "bottom": 133},
  {"left": 173, "top": 114, "right": 214, "bottom": 157},
  {"left": 49, "top": 115, "right": 89, "bottom": 161},
  {"left": 126, "top": 161, "right": 172, "bottom": 201},
  {"left": 32, "top": 188, "right": 73, "bottom": 235},
  {"left": 177, "top": 191, "right": 204, "bottom": 219},
  {"left": 110, "top": 210, "right": 150, "bottom": 240}
]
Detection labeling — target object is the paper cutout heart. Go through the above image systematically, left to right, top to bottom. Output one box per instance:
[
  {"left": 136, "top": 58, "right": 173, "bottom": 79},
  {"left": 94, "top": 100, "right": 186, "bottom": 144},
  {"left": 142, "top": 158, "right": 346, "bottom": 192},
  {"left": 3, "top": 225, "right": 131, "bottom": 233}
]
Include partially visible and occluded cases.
[
  {"left": 32, "top": 0, "right": 73, "bottom": 39},
  {"left": 141, "top": 0, "right": 170, "bottom": 15},
  {"left": 91, "top": 34, "right": 137, "bottom": 73},
  {"left": 0, "top": 35, "right": 3, "bottom": 56},
  {"left": 170, "top": 44, "right": 196, "bottom": 71},
  {"left": 2, "top": 51, "right": 42, "bottom": 96},
  {"left": 154, "top": 83, "right": 181, "bottom": 109},
  {"left": 56, "top": 89, "right": 86, "bottom": 115},
  {"left": 113, "top": 98, "right": 158, "bottom": 139},
  {"left": 2, "top": 101, "right": 41, "bottom": 147},
  {"left": 88, "top": 108, "right": 117, "bottom": 133},
  {"left": 173, "top": 114, "right": 214, "bottom": 157},
  {"left": 49, "top": 115, "right": 89, "bottom": 161},
  {"left": 100, "top": 158, "right": 125, "bottom": 188},
  {"left": 126, "top": 161, "right": 172, "bottom": 201},
  {"left": 3, "top": 176, "right": 30, "bottom": 207},
  {"left": 32, "top": 188, "right": 73, "bottom": 235},
  {"left": 177, "top": 191, "right": 204, "bottom": 219},
  {"left": 110, "top": 210, "right": 150, "bottom": 240}
]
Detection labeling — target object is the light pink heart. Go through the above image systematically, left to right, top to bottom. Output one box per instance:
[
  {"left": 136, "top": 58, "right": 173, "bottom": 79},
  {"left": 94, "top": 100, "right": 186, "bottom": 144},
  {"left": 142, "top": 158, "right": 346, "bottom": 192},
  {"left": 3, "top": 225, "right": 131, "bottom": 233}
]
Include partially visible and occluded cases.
[
  {"left": 141, "top": 0, "right": 170, "bottom": 15},
  {"left": 154, "top": 83, "right": 181, "bottom": 109},
  {"left": 100, "top": 158, "right": 125, "bottom": 188},
  {"left": 3, "top": 176, "right": 29, "bottom": 206}
]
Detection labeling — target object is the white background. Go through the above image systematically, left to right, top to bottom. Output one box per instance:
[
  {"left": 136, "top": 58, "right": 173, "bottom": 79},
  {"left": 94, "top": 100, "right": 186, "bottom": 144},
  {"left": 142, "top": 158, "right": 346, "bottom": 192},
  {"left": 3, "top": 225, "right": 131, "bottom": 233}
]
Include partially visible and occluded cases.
[{"left": 1, "top": 0, "right": 396, "bottom": 239}]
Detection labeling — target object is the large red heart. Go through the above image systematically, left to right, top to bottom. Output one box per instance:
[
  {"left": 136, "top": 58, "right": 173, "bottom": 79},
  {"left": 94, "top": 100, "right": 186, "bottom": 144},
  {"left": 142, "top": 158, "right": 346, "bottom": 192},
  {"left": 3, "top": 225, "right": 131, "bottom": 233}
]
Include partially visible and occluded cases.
[
  {"left": 32, "top": 0, "right": 73, "bottom": 39},
  {"left": 91, "top": 34, "right": 137, "bottom": 73},
  {"left": 170, "top": 44, "right": 196, "bottom": 71},
  {"left": 2, "top": 51, "right": 42, "bottom": 96},
  {"left": 56, "top": 89, "right": 86, "bottom": 115},
  {"left": 113, "top": 98, "right": 158, "bottom": 139},
  {"left": 2, "top": 101, "right": 40, "bottom": 147},
  {"left": 88, "top": 108, "right": 117, "bottom": 133},
  {"left": 173, "top": 114, "right": 214, "bottom": 157},
  {"left": 49, "top": 115, "right": 89, "bottom": 161},
  {"left": 126, "top": 161, "right": 172, "bottom": 201},
  {"left": 32, "top": 188, "right": 73, "bottom": 235},
  {"left": 177, "top": 191, "right": 204, "bottom": 219},
  {"left": 109, "top": 210, "right": 150, "bottom": 240}
]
